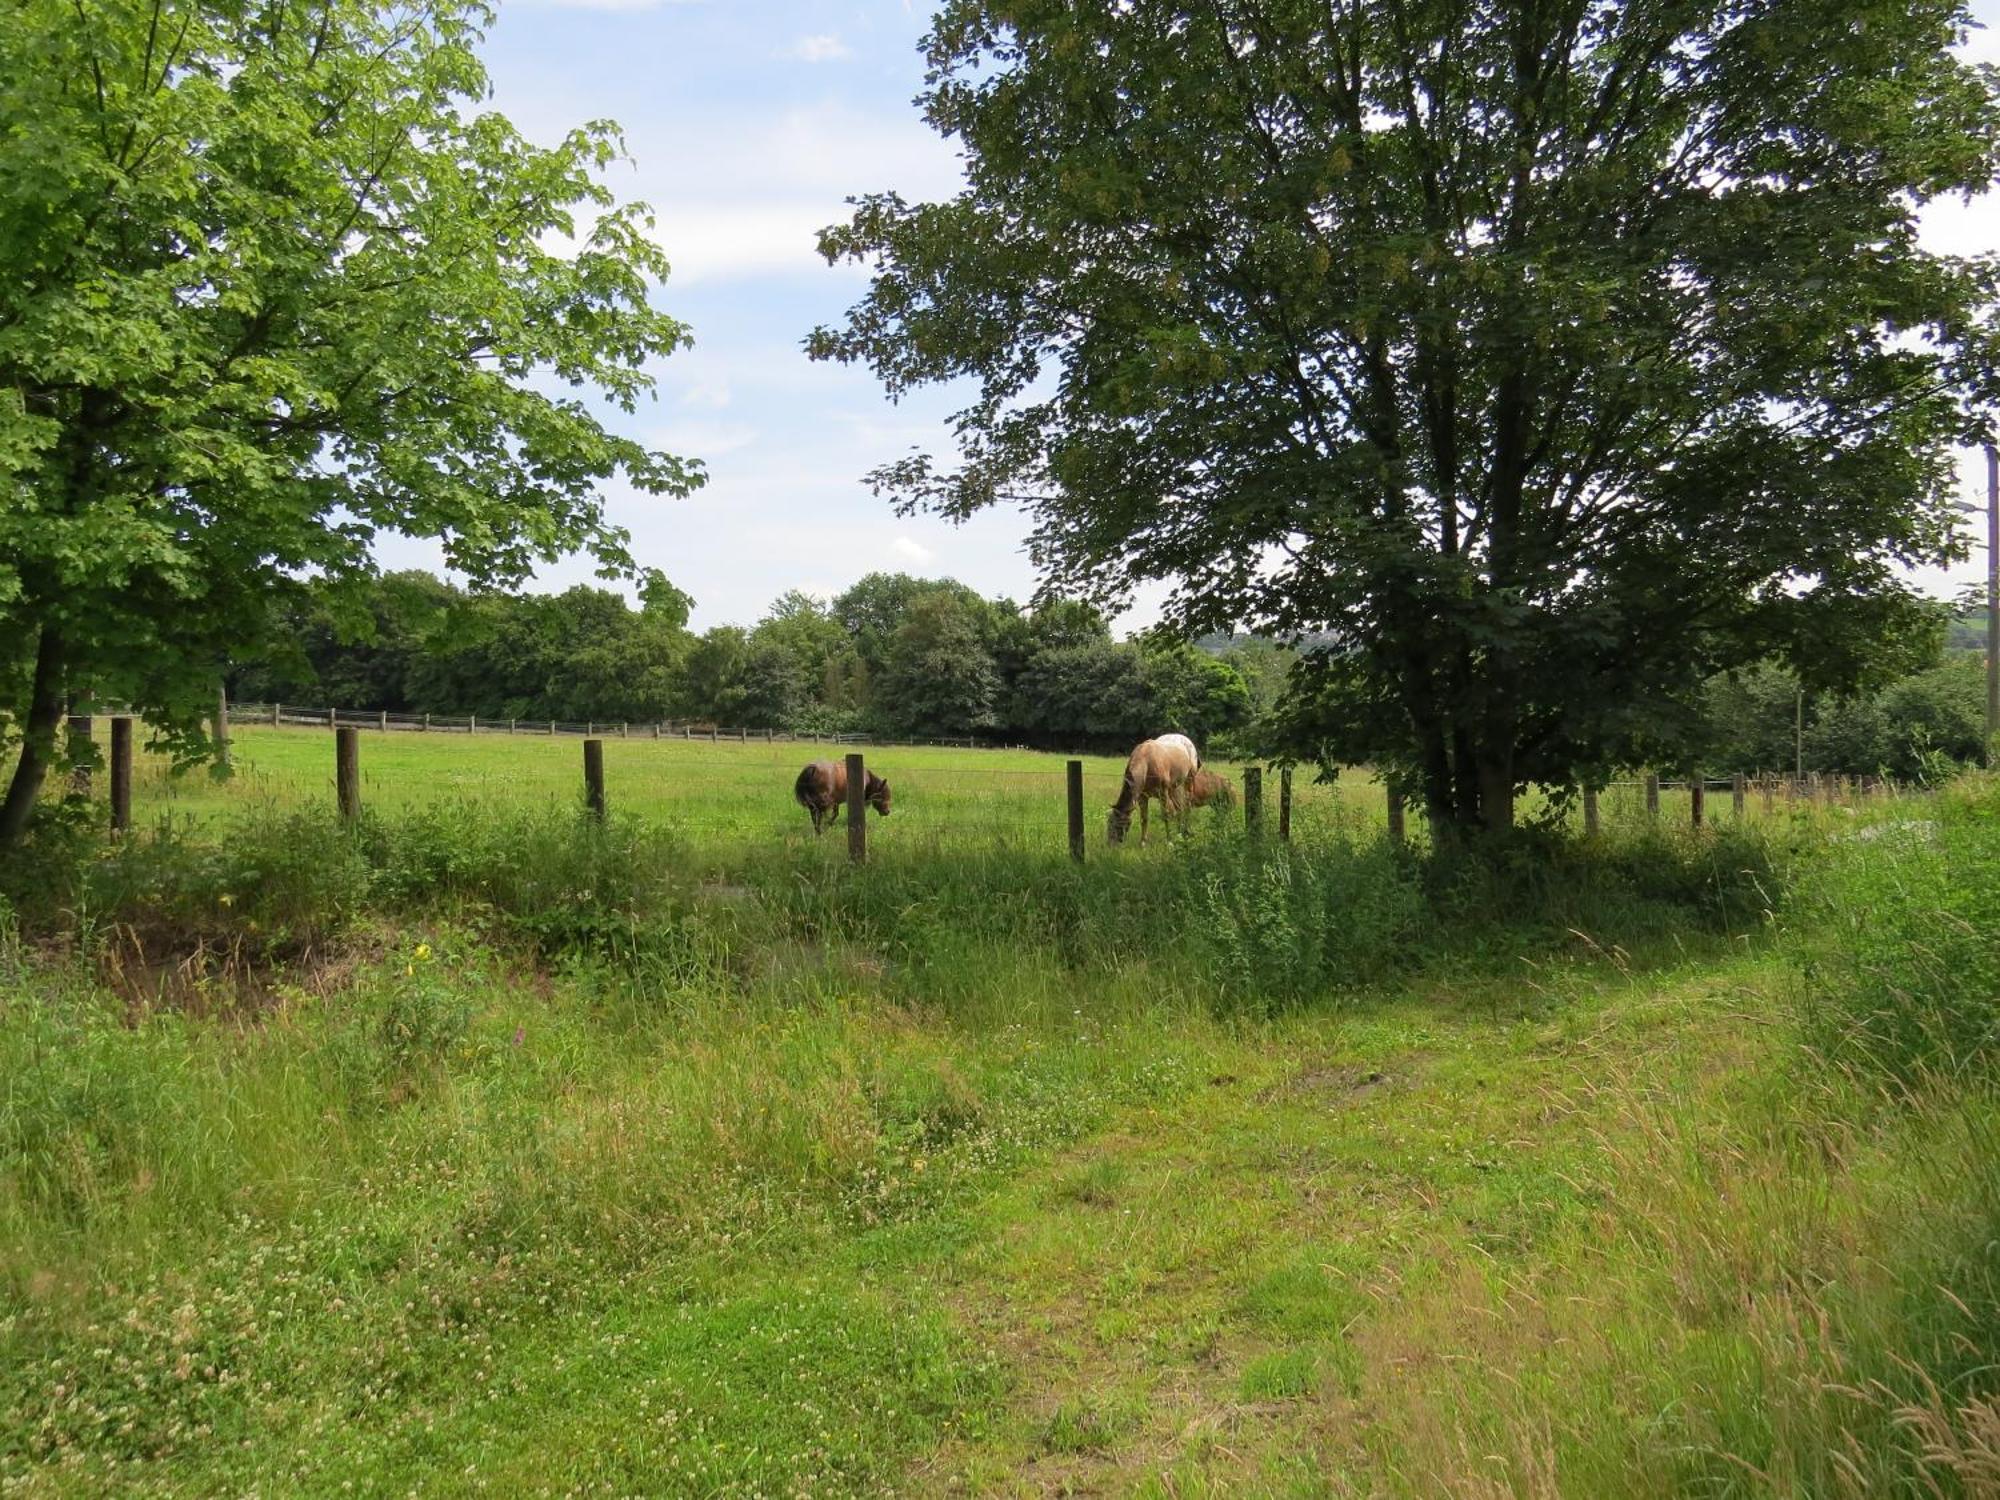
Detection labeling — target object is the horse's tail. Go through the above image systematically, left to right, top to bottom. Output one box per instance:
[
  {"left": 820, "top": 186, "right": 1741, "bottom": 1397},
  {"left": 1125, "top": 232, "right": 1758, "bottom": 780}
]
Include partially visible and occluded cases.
[{"left": 794, "top": 763, "right": 820, "bottom": 808}]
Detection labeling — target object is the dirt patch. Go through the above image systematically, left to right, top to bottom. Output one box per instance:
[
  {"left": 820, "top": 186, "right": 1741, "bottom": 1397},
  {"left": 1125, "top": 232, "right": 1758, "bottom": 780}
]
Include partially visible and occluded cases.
[
  {"left": 95, "top": 923, "right": 384, "bottom": 1021},
  {"left": 1278, "top": 1061, "right": 1411, "bottom": 1105}
]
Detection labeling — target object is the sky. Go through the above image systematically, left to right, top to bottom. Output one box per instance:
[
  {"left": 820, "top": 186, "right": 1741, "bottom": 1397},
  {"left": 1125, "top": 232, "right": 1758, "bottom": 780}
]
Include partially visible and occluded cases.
[{"left": 377, "top": 0, "right": 2000, "bottom": 632}]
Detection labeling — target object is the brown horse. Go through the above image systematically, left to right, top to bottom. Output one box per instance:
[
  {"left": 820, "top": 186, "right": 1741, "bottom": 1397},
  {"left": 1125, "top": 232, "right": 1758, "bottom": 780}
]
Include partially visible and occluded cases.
[
  {"left": 1107, "top": 733, "right": 1200, "bottom": 845},
  {"left": 794, "top": 759, "right": 892, "bottom": 835},
  {"left": 1184, "top": 768, "right": 1234, "bottom": 811}
]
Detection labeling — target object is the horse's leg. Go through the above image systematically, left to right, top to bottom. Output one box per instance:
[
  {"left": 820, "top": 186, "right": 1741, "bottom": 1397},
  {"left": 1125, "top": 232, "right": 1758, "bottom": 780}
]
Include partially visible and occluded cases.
[{"left": 1140, "top": 796, "right": 1150, "bottom": 846}]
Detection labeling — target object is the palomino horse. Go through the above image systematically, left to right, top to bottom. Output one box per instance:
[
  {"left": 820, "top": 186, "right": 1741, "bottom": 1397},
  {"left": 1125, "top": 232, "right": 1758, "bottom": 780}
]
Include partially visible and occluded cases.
[
  {"left": 1107, "top": 733, "right": 1200, "bottom": 845},
  {"left": 793, "top": 759, "right": 892, "bottom": 835}
]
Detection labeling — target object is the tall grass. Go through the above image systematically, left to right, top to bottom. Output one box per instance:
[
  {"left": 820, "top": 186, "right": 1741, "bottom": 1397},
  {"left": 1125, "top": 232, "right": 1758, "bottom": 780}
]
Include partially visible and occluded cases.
[
  {"left": 1785, "top": 773, "right": 2000, "bottom": 1089},
  {"left": 16, "top": 774, "right": 1969, "bottom": 1496},
  {"left": 1355, "top": 778, "right": 2000, "bottom": 1496}
]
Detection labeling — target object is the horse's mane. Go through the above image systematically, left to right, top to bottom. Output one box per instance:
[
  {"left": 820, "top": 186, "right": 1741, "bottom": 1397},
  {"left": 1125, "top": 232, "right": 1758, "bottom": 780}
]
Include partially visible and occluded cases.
[{"left": 1112, "top": 758, "right": 1144, "bottom": 814}]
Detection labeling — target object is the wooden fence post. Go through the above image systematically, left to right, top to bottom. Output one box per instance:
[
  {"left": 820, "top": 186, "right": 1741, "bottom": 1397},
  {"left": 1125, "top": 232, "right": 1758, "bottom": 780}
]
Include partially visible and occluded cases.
[
  {"left": 215, "top": 686, "right": 231, "bottom": 773},
  {"left": 271, "top": 702, "right": 281, "bottom": 727},
  {"left": 422, "top": 712, "right": 431, "bottom": 732},
  {"left": 66, "top": 714, "right": 93, "bottom": 796},
  {"left": 469, "top": 714, "right": 477, "bottom": 734},
  {"left": 110, "top": 716, "right": 132, "bottom": 832},
  {"left": 620, "top": 722, "right": 628, "bottom": 739},
  {"left": 336, "top": 726, "right": 360, "bottom": 822},
  {"left": 710, "top": 726, "right": 719, "bottom": 743},
  {"left": 740, "top": 727, "right": 748, "bottom": 744},
  {"left": 583, "top": 738, "right": 605, "bottom": 820},
  {"left": 846, "top": 751, "right": 867, "bottom": 863},
  {"left": 1067, "top": 759, "right": 1085, "bottom": 863},
  {"left": 1243, "top": 766, "right": 1263, "bottom": 832},
  {"left": 1278, "top": 766, "right": 1293, "bottom": 842},
  {"left": 1644, "top": 773, "right": 1660, "bottom": 820},
  {"left": 1732, "top": 773, "right": 1746, "bottom": 819},
  {"left": 1763, "top": 774, "right": 1777, "bottom": 816},
  {"left": 1690, "top": 778, "right": 1705, "bottom": 827},
  {"left": 1582, "top": 784, "right": 1600, "bottom": 836},
  {"left": 1386, "top": 785, "right": 1406, "bottom": 843}
]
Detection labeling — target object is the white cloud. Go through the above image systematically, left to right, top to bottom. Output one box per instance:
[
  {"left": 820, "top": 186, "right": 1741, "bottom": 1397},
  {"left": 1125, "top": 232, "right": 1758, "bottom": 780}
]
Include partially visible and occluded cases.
[
  {"left": 786, "top": 33, "right": 852, "bottom": 63},
  {"left": 652, "top": 200, "right": 855, "bottom": 284},
  {"left": 679, "top": 378, "right": 733, "bottom": 410},
  {"left": 652, "top": 419, "right": 757, "bottom": 459},
  {"left": 890, "top": 536, "right": 934, "bottom": 563}
]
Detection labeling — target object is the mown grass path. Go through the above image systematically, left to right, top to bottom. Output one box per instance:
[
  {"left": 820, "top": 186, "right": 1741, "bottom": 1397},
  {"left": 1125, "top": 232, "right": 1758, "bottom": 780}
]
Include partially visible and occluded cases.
[{"left": 206, "top": 951, "right": 1769, "bottom": 1498}]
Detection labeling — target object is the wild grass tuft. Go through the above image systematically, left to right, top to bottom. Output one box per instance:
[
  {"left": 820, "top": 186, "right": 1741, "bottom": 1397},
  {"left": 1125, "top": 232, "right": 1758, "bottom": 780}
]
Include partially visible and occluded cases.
[{"left": 1784, "top": 773, "right": 2000, "bottom": 1088}]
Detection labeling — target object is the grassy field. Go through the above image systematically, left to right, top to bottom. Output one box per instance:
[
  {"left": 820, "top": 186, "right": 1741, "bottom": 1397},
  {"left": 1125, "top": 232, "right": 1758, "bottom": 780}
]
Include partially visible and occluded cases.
[
  {"left": 54, "top": 722, "right": 1853, "bottom": 850},
  {"left": 68, "top": 724, "right": 1381, "bottom": 847},
  {"left": 2, "top": 734, "right": 1994, "bottom": 1496}
]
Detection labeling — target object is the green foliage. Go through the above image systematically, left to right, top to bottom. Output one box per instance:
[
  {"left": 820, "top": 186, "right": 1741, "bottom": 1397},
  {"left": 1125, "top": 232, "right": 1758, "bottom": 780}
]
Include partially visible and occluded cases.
[
  {"left": 0, "top": 0, "right": 701, "bottom": 840},
  {"left": 814, "top": 0, "right": 2000, "bottom": 833},
  {"left": 219, "top": 564, "right": 1267, "bottom": 748},
  {"left": 876, "top": 590, "right": 1003, "bottom": 736},
  {"left": 1703, "top": 655, "right": 1990, "bottom": 780},
  {"left": 1786, "top": 776, "right": 2000, "bottom": 1087},
  {"left": 1190, "top": 839, "right": 1426, "bottom": 1016},
  {"left": 374, "top": 941, "right": 474, "bottom": 1069}
]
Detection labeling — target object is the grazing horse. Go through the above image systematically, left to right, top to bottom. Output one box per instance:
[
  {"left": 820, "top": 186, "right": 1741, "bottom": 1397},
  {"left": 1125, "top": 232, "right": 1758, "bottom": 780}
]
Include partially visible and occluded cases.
[
  {"left": 1107, "top": 734, "right": 1201, "bottom": 845},
  {"left": 793, "top": 759, "right": 892, "bottom": 835},
  {"left": 1184, "top": 768, "right": 1234, "bottom": 811}
]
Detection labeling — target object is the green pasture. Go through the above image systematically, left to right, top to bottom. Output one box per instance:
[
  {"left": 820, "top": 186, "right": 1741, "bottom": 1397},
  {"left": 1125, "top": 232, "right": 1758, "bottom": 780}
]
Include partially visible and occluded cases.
[
  {"left": 45, "top": 723, "right": 1865, "bottom": 850},
  {"left": 61, "top": 725, "right": 1377, "bottom": 847}
]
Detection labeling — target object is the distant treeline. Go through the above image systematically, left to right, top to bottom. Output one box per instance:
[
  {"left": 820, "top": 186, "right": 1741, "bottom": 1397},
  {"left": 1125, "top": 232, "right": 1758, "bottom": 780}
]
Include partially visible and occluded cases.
[
  {"left": 229, "top": 571, "right": 1291, "bottom": 752},
  {"left": 232, "top": 573, "right": 1987, "bottom": 774},
  {"left": 1701, "top": 653, "right": 1990, "bottom": 782}
]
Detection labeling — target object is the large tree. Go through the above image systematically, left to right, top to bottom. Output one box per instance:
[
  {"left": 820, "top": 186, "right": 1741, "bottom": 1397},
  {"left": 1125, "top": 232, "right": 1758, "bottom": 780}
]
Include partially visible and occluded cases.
[
  {"left": 0, "top": 0, "right": 698, "bottom": 844},
  {"left": 813, "top": 0, "right": 2000, "bottom": 833}
]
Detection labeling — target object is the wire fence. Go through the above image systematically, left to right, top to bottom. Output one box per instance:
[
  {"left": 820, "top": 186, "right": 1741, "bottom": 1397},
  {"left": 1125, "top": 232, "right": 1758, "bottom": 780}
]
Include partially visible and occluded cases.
[{"left": 52, "top": 711, "right": 1925, "bottom": 856}]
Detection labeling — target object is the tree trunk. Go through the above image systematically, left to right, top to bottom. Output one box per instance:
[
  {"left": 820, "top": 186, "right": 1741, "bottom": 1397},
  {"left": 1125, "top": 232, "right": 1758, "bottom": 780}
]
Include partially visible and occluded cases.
[{"left": 0, "top": 628, "right": 66, "bottom": 847}]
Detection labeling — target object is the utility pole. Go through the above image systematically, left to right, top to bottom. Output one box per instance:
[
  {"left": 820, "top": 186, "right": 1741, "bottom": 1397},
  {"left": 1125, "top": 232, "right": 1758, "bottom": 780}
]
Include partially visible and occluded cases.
[{"left": 1986, "top": 442, "right": 1997, "bottom": 768}]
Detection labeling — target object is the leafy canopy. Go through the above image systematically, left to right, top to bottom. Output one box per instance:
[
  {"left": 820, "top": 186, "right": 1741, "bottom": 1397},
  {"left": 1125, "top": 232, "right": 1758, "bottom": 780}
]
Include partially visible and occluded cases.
[
  {"left": 0, "top": 0, "right": 698, "bottom": 838},
  {"left": 814, "top": 0, "right": 2000, "bottom": 830}
]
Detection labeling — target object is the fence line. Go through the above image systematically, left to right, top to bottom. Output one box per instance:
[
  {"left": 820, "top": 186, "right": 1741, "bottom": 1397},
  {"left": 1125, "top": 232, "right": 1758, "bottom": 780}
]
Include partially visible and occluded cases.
[
  {"left": 225, "top": 701, "right": 991, "bottom": 751},
  {"left": 65, "top": 708, "right": 1922, "bottom": 859}
]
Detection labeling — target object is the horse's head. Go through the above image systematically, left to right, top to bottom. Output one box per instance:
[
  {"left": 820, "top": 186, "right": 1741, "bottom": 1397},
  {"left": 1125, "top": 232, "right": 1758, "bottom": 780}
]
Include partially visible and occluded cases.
[
  {"left": 866, "top": 772, "right": 892, "bottom": 816},
  {"left": 1106, "top": 805, "right": 1131, "bottom": 844}
]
